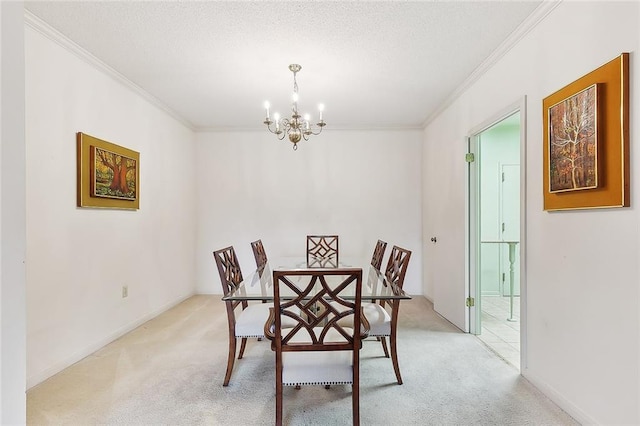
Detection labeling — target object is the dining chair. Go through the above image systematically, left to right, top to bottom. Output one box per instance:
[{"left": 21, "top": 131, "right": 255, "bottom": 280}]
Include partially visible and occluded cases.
[
  {"left": 306, "top": 235, "right": 339, "bottom": 265},
  {"left": 250, "top": 239, "right": 268, "bottom": 270},
  {"left": 370, "top": 239, "right": 387, "bottom": 270},
  {"left": 213, "top": 245, "right": 271, "bottom": 386},
  {"left": 364, "top": 245, "right": 411, "bottom": 385},
  {"left": 264, "top": 268, "right": 368, "bottom": 426}
]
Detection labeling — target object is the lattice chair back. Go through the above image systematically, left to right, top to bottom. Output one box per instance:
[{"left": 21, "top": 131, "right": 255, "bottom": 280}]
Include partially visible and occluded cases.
[
  {"left": 306, "top": 235, "right": 339, "bottom": 266},
  {"left": 250, "top": 239, "right": 268, "bottom": 269},
  {"left": 370, "top": 239, "right": 387, "bottom": 270},
  {"left": 214, "top": 245, "right": 244, "bottom": 297},
  {"left": 384, "top": 245, "right": 411, "bottom": 290}
]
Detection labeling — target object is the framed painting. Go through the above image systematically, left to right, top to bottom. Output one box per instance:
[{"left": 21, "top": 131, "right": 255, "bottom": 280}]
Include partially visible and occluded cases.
[
  {"left": 542, "top": 53, "right": 629, "bottom": 211},
  {"left": 548, "top": 84, "right": 598, "bottom": 193},
  {"left": 77, "top": 132, "right": 140, "bottom": 209}
]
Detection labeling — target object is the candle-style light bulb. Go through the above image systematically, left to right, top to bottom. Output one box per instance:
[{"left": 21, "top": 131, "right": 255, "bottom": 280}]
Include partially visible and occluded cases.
[
  {"left": 264, "top": 101, "right": 270, "bottom": 120},
  {"left": 318, "top": 103, "right": 325, "bottom": 121},
  {"left": 274, "top": 112, "right": 280, "bottom": 131},
  {"left": 304, "top": 114, "right": 310, "bottom": 130}
]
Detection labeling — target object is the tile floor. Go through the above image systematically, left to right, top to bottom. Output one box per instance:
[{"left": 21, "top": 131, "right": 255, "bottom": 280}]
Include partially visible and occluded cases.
[{"left": 476, "top": 295, "right": 520, "bottom": 369}]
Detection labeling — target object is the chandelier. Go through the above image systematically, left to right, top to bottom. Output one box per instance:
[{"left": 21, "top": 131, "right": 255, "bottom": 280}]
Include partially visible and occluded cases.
[{"left": 263, "top": 64, "right": 326, "bottom": 150}]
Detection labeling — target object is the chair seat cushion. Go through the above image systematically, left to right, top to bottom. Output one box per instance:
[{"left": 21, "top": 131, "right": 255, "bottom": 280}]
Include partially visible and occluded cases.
[
  {"left": 330, "top": 301, "right": 391, "bottom": 337},
  {"left": 235, "top": 303, "right": 271, "bottom": 338},
  {"left": 236, "top": 303, "right": 300, "bottom": 337},
  {"left": 362, "top": 303, "right": 391, "bottom": 336},
  {"left": 282, "top": 327, "right": 354, "bottom": 386}
]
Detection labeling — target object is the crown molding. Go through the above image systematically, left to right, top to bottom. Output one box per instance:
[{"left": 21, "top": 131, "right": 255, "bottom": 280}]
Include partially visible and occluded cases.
[
  {"left": 422, "top": 1, "right": 562, "bottom": 128},
  {"left": 24, "top": 10, "right": 195, "bottom": 131},
  {"left": 194, "top": 124, "right": 424, "bottom": 133}
]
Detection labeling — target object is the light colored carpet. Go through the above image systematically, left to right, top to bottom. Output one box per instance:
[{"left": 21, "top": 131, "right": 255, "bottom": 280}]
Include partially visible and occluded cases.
[{"left": 27, "top": 295, "right": 577, "bottom": 425}]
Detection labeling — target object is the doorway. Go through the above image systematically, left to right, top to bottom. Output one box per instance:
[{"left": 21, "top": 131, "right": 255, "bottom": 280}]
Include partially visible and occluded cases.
[{"left": 468, "top": 110, "right": 522, "bottom": 369}]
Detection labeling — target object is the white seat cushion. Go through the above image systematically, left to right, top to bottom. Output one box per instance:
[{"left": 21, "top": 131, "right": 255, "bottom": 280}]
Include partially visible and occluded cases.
[
  {"left": 330, "top": 301, "right": 391, "bottom": 337},
  {"left": 235, "top": 303, "right": 271, "bottom": 338},
  {"left": 235, "top": 303, "right": 300, "bottom": 337},
  {"left": 362, "top": 303, "right": 391, "bottom": 336},
  {"left": 277, "top": 306, "right": 302, "bottom": 329},
  {"left": 282, "top": 327, "right": 354, "bottom": 386}
]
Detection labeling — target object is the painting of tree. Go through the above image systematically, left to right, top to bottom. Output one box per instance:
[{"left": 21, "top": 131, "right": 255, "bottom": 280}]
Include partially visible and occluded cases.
[
  {"left": 548, "top": 84, "right": 598, "bottom": 193},
  {"left": 91, "top": 146, "right": 137, "bottom": 200}
]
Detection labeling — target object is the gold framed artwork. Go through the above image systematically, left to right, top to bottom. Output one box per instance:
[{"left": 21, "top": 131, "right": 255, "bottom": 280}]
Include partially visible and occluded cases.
[
  {"left": 543, "top": 53, "right": 629, "bottom": 211},
  {"left": 548, "top": 84, "right": 598, "bottom": 193},
  {"left": 77, "top": 132, "right": 140, "bottom": 209}
]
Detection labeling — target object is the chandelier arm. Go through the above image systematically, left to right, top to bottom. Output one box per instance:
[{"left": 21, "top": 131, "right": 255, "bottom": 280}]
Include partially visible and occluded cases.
[
  {"left": 265, "top": 122, "right": 286, "bottom": 140},
  {"left": 306, "top": 126, "right": 324, "bottom": 136}
]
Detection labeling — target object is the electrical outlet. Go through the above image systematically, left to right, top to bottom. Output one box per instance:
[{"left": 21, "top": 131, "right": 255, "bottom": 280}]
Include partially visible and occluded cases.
[{"left": 122, "top": 285, "right": 128, "bottom": 298}]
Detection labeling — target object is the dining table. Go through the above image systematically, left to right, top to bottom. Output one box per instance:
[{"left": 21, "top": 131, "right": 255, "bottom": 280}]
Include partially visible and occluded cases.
[{"left": 221, "top": 256, "right": 412, "bottom": 303}]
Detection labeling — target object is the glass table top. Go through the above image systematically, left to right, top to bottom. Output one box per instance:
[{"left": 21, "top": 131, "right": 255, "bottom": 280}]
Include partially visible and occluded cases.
[{"left": 222, "top": 257, "right": 411, "bottom": 302}]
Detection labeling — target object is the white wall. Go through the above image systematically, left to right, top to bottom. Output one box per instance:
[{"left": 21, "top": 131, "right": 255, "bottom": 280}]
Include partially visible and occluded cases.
[
  {"left": 1, "top": 2, "right": 27, "bottom": 423},
  {"left": 423, "top": 2, "right": 639, "bottom": 424},
  {"left": 24, "top": 24, "right": 197, "bottom": 387},
  {"left": 195, "top": 129, "right": 423, "bottom": 297}
]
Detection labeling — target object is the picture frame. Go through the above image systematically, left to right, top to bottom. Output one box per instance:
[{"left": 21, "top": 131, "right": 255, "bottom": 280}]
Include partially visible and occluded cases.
[
  {"left": 542, "top": 53, "right": 629, "bottom": 211},
  {"left": 548, "top": 84, "right": 598, "bottom": 193},
  {"left": 77, "top": 132, "right": 140, "bottom": 209}
]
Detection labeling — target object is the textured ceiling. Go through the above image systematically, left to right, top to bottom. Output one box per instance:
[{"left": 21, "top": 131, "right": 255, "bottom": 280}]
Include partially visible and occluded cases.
[{"left": 24, "top": 1, "right": 543, "bottom": 131}]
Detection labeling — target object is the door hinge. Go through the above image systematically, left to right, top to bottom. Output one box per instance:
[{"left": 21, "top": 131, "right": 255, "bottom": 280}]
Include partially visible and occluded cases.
[
  {"left": 465, "top": 153, "right": 475, "bottom": 163},
  {"left": 502, "top": 172, "right": 505, "bottom": 182},
  {"left": 502, "top": 222, "right": 505, "bottom": 232},
  {"left": 502, "top": 273, "right": 505, "bottom": 282},
  {"left": 465, "top": 297, "right": 475, "bottom": 307}
]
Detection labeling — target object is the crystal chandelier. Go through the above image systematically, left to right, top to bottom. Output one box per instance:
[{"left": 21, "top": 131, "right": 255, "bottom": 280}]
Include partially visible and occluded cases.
[{"left": 263, "top": 64, "right": 326, "bottom": 150}]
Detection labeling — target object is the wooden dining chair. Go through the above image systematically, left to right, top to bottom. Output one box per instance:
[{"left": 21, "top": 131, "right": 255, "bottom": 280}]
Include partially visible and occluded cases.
[
  {"left": 306, "top": 235, "right": 339, "bottom": 265},
  {"left": 250, "top": 239, "right": 268, "bottom": 270},
  {"left": 370, "top": 239, "right": 387, "bottom": 270},
  {"left": 213, "top": 245, "right": 271, "bottom": 386},
  {"left": 364, "top": 245, "right": 411, "bottom": 384},
  {"left": 264, "top": 268, "right": 368, "bottom": 426}
]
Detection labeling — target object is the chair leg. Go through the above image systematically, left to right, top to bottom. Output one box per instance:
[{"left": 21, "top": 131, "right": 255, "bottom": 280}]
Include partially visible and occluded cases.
[
  {"left": 390, "top": 332, "right": 403, "bottom": 385},
  {"left": 223, "top": 335, "right": 237, "bottom": 386},
  {"left": 379, "top": 336, "right": 390, "bottom": 358},
  {"left": 238, "top": 337, "right": 248, "bottom": 359},
  {"left": 353, "top": 345, "right": 360, "bottom": 426},
  {"left": 353, "top": 367, "right": 360, "bottom": 425},
  {"left": 276, "top": 373, "right": 283, "bottom": 425},
  {"left": 352, "top": 385, "right": 360, "bottom": 426}
]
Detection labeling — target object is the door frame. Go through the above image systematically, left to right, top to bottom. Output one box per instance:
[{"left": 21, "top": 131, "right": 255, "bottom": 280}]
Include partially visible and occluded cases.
[{"left": 465, "top": 97, "right": 527, "bottom": 369}]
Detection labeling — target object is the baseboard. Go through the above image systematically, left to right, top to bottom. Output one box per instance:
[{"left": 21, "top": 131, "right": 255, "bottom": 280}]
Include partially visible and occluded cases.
[
  {"left": 26, "top": 292, "right": 195, "bottom": 389},
  {"left": 522, "top": 369, "right": 597, "bottom": 425}
]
